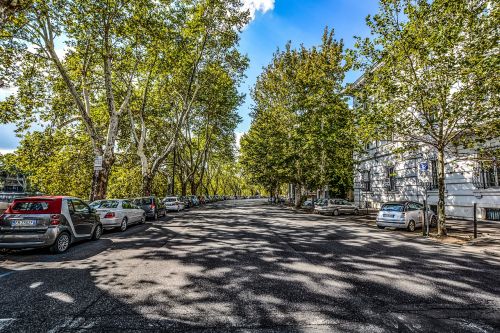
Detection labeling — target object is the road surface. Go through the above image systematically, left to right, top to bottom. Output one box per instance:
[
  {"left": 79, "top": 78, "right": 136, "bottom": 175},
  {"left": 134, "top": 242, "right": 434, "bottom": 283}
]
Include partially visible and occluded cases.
[{"left": 1, "top": 200, "right": 499, "bottom": 332}]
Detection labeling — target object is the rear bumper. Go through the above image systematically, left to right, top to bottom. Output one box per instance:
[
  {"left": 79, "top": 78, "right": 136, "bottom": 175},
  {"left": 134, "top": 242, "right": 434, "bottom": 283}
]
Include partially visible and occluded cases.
[
  {"left": 100, "top": 217, "right": 121, "bottom": 230},
  {"left": 376, "top": 218, "right": 407, "bottom": 228},
  {"left": 0, "top": 227, "right": 59, "bottom": 249}
]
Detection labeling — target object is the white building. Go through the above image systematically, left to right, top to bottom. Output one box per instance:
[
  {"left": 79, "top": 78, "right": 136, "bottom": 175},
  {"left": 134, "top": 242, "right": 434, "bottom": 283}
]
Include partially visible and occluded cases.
[{"left": 353, "top": 139, "right": 500, "bottom": 221}]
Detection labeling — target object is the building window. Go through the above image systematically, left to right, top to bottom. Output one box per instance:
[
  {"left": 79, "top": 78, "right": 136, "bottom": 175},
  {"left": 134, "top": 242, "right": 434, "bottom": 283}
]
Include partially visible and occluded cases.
[
  {"left": 474, "top": 151, "right": 499, "bottom": 189},
  {"left": 430, "top": 160, "right": 438, "bottom": 190},
  {"left": 386, "top": 167, "right": 396, "bottom": 191},
  {"left": 362, "top": 170, "right": 371, "bottom": 192},
  {"left": 486, "top": 208, "right": 500, "bottom": 221}
]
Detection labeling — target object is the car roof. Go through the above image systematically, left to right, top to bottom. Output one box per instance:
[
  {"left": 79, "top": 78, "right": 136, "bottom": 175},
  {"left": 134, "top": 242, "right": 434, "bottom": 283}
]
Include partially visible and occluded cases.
[
  {"left": 13, "top": 196, "right": 68, "bottom": 200},
  {"left": 383, "top": 201, "right": 414, "bottom": 205}
]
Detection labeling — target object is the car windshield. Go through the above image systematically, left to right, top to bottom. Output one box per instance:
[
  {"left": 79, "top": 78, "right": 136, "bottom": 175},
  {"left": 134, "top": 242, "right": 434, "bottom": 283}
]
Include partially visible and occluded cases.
[
  {"left": 134, "top": 198, "right": 152, "bottom": 205},
  {"left": 165, "top": 198, "right": 177, "bottom": 202},
  {"left": 90, "top": 200, "right": 119, "bottom": 209},
  {"left": 381, "top": 204, "right": 405, "bottom": 212}
]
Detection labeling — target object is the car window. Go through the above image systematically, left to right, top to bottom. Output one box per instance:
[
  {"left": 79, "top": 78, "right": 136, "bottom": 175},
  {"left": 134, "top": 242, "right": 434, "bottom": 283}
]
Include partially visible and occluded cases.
[
  {"left": 71, "top": 199, "right": 90, "bottom": 214},
  {"left": 90, "top": 200, "right": 119, "bottom": 209},
  {"left": 12, "top": 201, "right": 49, "bottom": 212},
  {"left": 122, "top": 201, "right": 131, "bottom": 209},
  {"left": 407, "top": 203, "right": 419, "bottom": 211},
  {"left": 381, "top": 204, "right": 404, "bottom": 212}
]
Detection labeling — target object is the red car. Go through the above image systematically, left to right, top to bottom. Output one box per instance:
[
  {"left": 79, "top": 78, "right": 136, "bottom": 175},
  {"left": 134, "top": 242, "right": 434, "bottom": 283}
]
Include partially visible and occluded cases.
[{"left": 0, "top": 196, "right": 103, "bottom": 253}]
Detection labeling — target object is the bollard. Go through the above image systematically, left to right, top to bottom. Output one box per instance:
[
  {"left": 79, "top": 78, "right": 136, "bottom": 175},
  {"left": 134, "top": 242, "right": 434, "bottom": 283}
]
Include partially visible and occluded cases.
[
  {"left": 422, "top": 199, "right": 427, "bottom": 236},
  {"left": 473, "top": 203, "right": 477, "bottom": 239}
]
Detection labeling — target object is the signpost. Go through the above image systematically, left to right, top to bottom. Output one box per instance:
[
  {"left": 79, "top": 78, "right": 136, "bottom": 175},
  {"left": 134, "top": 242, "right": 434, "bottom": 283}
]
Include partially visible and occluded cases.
[{"left": 94, "top": 156, "right": 103, "bottom": 171}]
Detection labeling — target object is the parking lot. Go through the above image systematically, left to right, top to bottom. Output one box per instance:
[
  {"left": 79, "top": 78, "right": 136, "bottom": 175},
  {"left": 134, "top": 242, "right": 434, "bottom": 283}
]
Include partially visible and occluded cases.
[{"left": 1, "top": 199, "right": 499, "bottom": 332}]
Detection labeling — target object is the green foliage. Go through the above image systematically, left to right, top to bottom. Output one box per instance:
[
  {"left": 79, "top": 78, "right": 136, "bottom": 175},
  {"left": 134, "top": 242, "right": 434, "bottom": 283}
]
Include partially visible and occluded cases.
[
  {"left": 351, "top": 0, "right": 499, "bottom": 235},
  {"left": 241, "top": 28, "right": 354, "bottom": 196},
  {"left": 5, "top": 129, "right": 94, "bottom": 198}
]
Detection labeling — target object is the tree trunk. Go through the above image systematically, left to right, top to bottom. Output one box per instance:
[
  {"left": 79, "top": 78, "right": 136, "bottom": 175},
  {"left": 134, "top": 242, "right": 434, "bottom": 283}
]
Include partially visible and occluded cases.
[
  {"left": 437, "top": 148, "right": 447, "bottom": 236},
  {"left": 89, "top": 154, "right": 113, "bottom": 201},
  {"left": 142, "top": 173, "right": 153, "bottom": 196},
  {"left": 190, "top": 178, "right": 197, "bottom": 195},
  {"left": 181, "top": 182, "right": 187, "bottom": 196},
  {"left": 294, "top": 183, "right": 302, "bottom": 208}
]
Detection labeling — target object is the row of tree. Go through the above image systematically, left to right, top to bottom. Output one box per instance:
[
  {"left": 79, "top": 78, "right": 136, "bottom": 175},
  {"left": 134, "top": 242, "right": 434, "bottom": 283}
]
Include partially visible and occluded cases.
[
  {"left": 0, "top": 0, "right": 260, "bottom": 199},
  {"left": 240, "top": 0, "right": 499, "bottom": 236},
  {"left": 240, "top": 29, "right": 355, "bottom": 206}
]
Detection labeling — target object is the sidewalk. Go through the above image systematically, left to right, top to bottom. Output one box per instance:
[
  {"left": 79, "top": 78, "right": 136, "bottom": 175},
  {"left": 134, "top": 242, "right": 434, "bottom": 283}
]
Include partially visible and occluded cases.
[{"left": 293, "top": 206, "right": 500, "bottom": 257}]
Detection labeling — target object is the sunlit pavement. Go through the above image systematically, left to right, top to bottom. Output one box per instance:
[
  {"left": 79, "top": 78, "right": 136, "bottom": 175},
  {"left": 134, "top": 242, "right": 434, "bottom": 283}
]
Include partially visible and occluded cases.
[{"left": 1, "top": 200, "right": 499, "bottom": 332}]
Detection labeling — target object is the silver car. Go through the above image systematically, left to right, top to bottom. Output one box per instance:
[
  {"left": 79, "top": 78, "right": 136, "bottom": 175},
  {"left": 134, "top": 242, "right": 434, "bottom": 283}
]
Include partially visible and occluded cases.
[
  {"left": 163, "top": 196, "right": 185, "bottom": 211},
  {"left": 90, "top": 199, "right": 145, "bottom": 231},
  {"left": 314, "top": 199, "right": 359, "bottom": 216},
  {"left": 376, "top": 201, "right": 437, "bottom": 232}
]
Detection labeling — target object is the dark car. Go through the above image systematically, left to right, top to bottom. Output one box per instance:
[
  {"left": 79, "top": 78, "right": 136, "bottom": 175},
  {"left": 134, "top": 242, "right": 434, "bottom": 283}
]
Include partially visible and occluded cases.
[
  {"left": 0, "top": 196, "right": 102, "bottom": 253},
  {"left": 132, "top": 196, "right": 166, "bottom": 220}
]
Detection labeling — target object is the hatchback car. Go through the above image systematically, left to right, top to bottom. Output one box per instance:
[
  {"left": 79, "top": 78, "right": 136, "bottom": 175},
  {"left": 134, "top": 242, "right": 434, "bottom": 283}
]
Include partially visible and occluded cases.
[
  {"left": 0, "top": 196, "right": 102, "bottom": 253},
  {"left": 132, "top": 196, "right": 166, "bottom": 220},
  {"left": 163, "top": 196, "right": 185, "bottom": 211},
  {"left": 90, "top": 199, "right": 145, "bottom": 231},
  {"left": 314, "top": 199, "right": 359, "bottom": 216},
  {"left": 376, "top": 201, "right": 437, "bottom": 232}
]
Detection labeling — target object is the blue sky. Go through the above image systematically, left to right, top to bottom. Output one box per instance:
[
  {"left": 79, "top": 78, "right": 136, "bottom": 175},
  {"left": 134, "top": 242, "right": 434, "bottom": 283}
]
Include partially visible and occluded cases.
[{"left": 0, "top": 0, "right": 379, "bottom": 152}]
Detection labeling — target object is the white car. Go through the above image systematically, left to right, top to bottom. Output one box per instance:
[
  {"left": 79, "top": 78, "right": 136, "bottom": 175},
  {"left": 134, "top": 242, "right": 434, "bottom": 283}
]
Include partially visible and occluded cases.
[
  {"left": 163, "top": 196, "right": 185, "bottom": 211},
  {"left": 90, "top": 199, "right": 145, "bottom": 231},
  {"left": 314, "top": 199, "right": 359, "bottom": 216},
  {"left": 376, "top": 201, "right": 437, "bottom": 232}
]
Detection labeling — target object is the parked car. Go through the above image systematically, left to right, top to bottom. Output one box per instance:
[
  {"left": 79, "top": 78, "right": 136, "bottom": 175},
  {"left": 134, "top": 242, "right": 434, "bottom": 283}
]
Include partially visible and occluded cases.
[
  {"left": 0, "top": 192, "right": 30, "bottom": 213},
  {"left": 189, "top": 195, "right": 200, "bottom": 206},
  {"left": 0, "top": 196, "right": 102, "bottom": 253},
  {"left": 132, "top": 196, "right": 166, "bottom": 220},
  {"left": 163, "top": 196, "right": 185, "bottom": 211},
  {"left": 90, "top": 199, "right": 145, "bottom": 231},
  {"left": 314, "top": 199, "right": 359, "bottom": 216},
  {"left": 376, "top": 201, "right": 437, "bottom": 232}
]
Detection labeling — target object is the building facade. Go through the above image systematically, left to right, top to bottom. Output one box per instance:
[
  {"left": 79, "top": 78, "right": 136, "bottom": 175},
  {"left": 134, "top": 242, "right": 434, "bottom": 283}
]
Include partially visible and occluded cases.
[{"left": 353, "top": 139, "right": 500, "bottom": 221}]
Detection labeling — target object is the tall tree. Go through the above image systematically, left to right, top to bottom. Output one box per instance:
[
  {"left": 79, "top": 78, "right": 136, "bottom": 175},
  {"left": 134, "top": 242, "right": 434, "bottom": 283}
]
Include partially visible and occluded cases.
[
  {"left": 0, "top": 0, "right": 169, "bottom": 200},
  {"left": 352, "top": 0, "right": 499, "bottom": 235},
  {"left": 241, "top": 28, "right": 353, "bottom": 206}
]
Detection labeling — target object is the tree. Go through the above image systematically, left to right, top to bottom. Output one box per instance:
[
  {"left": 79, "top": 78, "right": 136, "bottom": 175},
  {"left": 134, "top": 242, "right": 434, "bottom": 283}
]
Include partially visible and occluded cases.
[
  {"left": 0, "top": 0, "right": 168, "bottom": 200},
  {"left": 126, "top": 0, "right": 248, "bottom": 196},
  {"left": 352, "top": 0, "right": 499, "bottom": 235},
  {"left": 241, "top": 28, "right": 353, "bottom": 206},
  {"left": 4, "top": 129, "right": 94, "bottom": 197}
]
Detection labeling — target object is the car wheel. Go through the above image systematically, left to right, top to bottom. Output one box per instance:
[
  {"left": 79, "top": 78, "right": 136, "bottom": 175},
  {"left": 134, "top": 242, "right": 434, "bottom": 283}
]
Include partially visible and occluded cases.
[
  {"left": 333, "top": 209, "right": 339, "bottom": 216},
  {"left": 354, "top": 209, "right": 359, "bottom": 215},
  {"left": 154, "top": 211, "right": 158, "bottom": 220},
  {"left": 140, "top": 214, "right": 146, "bottom": 224},
  {"left": 431, "top": 215, "right": 437, "bottom": 227},
  {"left": 120, "top": 218, "right": 128, "bottom": 232},
  {"left": 407, "top": 220, "right": 416, "bottom": 232},
  {"left": 92, "top": 224, "right": 103, "bottom": 240},
  {"left": 377, "top": 225, "right": 384, "bottom": 229},
  {"left": 50, "top": 232, "right": 71, "bottom": 254}
]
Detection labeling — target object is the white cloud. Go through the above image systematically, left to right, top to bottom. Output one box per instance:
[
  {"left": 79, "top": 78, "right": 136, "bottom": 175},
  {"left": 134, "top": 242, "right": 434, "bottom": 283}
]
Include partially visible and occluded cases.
[
  {"left": 242, "top": 0, "right": 275, "bottom": 20},
  {"left": 235, "top": 131, "right": 246, "bottom": 149},
  {"left": 0, "top": 149, "right": 15, "bottom": 155}
]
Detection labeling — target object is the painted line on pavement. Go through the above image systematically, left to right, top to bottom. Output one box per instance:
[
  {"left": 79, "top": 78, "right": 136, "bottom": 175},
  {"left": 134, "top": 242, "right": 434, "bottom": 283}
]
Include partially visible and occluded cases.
[{"left": 0, "top": 271, "right": 14, "bottom": 279}]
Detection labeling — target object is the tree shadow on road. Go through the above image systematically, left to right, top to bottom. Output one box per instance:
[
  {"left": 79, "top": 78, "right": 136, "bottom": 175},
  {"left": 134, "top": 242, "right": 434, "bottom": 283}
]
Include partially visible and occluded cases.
[{"left": 1, "top": 202, "right": 499, "bottom": 332}]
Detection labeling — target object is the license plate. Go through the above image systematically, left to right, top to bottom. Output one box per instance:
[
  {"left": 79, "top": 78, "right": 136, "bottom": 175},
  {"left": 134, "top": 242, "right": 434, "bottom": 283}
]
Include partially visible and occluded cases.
[
  {"left": 383, "top": 214, "right": 394, "bottom": 218},
  {"left": 11, "top": 220, "right": 37, "bottom": 226}
]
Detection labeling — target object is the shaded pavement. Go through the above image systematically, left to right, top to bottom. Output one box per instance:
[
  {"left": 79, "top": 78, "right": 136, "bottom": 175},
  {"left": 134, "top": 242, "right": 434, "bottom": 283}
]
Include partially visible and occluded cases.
[{"left": 0, "top": 200, "right": 499, "bottom": 332}]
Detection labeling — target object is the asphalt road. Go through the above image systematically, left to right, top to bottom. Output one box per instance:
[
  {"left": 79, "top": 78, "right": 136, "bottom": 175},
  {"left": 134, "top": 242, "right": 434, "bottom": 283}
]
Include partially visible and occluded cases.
[{"left": 1, "top": 200, "right": 499, "bottom": 332}]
